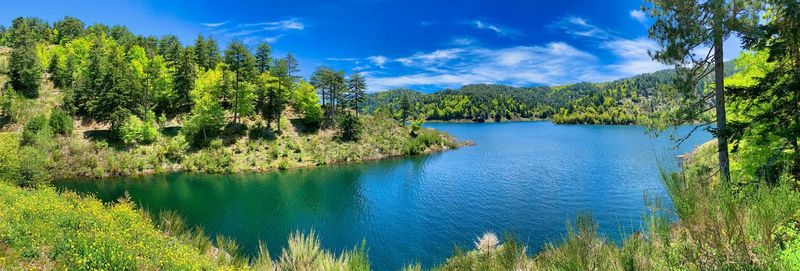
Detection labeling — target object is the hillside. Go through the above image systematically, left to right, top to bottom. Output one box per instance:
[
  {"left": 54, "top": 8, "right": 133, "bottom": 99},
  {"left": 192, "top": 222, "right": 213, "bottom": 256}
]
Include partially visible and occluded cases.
[{"left": 365, "top": 64, "right": 734, "bottom": 125}]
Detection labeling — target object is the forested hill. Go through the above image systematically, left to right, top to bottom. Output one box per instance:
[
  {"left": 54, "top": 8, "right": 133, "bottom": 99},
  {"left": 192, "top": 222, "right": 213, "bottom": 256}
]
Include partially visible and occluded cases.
[{"left": 365, "top": 64, "right": 734, "bottom": 124}]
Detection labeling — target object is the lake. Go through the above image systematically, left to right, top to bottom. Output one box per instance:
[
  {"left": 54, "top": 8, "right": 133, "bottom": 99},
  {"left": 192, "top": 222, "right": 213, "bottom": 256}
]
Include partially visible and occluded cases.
[{"left": 55, "top": 121, "right": 711, "bottom": 270}]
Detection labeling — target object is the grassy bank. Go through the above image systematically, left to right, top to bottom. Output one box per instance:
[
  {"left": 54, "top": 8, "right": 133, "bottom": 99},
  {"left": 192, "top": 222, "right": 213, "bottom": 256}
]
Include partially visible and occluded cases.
[
  {"left": 0, "top": 113, "right": 459, "bottom": 181},
  {"left": 0, "top": 182, "right": 373, "bottom": 270}
]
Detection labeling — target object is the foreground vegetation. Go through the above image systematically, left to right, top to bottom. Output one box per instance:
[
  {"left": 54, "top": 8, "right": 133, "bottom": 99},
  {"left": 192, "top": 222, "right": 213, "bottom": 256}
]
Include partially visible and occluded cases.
[{"left": 0, "top": 181, "right": 373, "bottom": 270}]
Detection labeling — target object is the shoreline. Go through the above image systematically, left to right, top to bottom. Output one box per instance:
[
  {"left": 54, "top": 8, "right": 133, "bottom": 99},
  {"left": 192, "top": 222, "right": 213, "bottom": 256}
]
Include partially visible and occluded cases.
[{"left": 53, "top": 139, "right": 467, "bottom": 181}]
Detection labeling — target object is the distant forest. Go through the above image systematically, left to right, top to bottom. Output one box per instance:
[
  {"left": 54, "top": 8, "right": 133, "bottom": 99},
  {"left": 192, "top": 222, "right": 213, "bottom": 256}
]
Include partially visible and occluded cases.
[{"left": 365, "top": 64, "right": 734, "bottom": 125}]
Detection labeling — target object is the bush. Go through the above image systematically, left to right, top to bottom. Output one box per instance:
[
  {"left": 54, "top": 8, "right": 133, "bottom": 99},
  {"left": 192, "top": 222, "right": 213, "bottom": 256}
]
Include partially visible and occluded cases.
[
  {"left": 302, "top": 103, "right": 322, "bottom": 130},
  {"left": 48, "top": 108, "right": 73, "bottom": 135},
  {"left": 337, "top": 112, "right": 362, "bottom": 142},
  {"left": 119, "top": 113, "right": 159, "bottom": 145},
  {"left": 21, "top": 114, "right": 51, "bottom": 146},
  {"left": 405, "top": 129, "right": 444, "bottom": 155},
  {"left": 0, "top": 133, "right": 20, "bottom": 183},
  {"left": 17, "top": 145, "right": 50, "bottom": 186}
]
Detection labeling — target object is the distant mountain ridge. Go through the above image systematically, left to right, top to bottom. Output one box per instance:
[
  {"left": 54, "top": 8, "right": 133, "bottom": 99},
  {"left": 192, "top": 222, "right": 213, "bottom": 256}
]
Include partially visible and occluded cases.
[{"left": 365, "top": 62, "right": 734, "bottom": 124}]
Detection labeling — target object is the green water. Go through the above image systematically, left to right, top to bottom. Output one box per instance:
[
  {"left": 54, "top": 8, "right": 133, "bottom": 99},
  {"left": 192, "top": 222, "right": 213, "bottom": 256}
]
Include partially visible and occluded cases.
[{"left": 56, "top": 121, "right": 711, "bottom": 270}]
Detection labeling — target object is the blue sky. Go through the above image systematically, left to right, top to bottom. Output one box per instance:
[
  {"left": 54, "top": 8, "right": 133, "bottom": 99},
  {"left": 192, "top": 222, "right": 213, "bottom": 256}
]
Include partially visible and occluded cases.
[{"left": 2, "top": 0, "right": 742, "bottom": 92}]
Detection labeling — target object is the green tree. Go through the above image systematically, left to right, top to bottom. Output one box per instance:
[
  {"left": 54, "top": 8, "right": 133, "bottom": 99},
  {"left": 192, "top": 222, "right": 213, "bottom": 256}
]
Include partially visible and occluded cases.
[
  {"left": 646, "top": 0, "right": 760, "bottom": 181},
  {"left": 729, "top": 0, "right": 800, "bottom": 180},
  {"left": 53, "top": 16, "right": 85, "bottom": 44},
  {"left": 8, "top": 17, "right": 51, "bottom": 47},
  {"left": 87, "top": 23, "right": 110, "bottom": 37},
  {"left": 110, "top": 25, "right": 135, "bottom": 47},
  {"left": 72, "top": 35, "right": 137, "bottom": 127},
  {"left": 158, "top": 35, "right": 182, "bottom": 67},
  {"left": 195, "top": 35, "right": 221, "bottom": 71},
  {"left": 223, "top": 40, "right": 256, "bottom": 125},
  {"left": 255, "top": 42, "right": 272, "bottom": 73},
  {"left": 8, "top": 44, "right": 43, "bottom": 98},
  {"left": 173, "top": 47, "right": 197, "bottom": 114},
  {"left": 144, "top": 55, "right": 173, "bottom": 115},
  {"left": 268, "top": 58, "right": 292, "bottom": 132},
  {"left": 184, "top": 67, "right": 226, "bottom": 144},
  {"left": 255, "top": 72, "right": 278, "bottom": 129},
  {"left": 347, "top": 73, "right": 367, "bottom": 116},
  {"left": 293, "top": 80, "right": 323, "bottom": 130},
  {"left": 400, "top": 94, "right": 412, "bottom": 123},
  {"left": 48, "top": 108, "right": 73, "bottom": 135},
  {"left": 337, "top": 111, "right": 362, "bottom": 142}
]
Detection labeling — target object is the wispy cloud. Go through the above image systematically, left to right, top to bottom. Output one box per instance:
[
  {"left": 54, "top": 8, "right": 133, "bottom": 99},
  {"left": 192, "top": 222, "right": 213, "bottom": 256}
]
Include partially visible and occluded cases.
[
  {"left": 629, "top": 10, "right": 646, "bottom": 24},
  {"left": 551, "top": 16, "right": 613, "bottom": 39},
  {"left": 205, "top": 18, "right": 304, "bottom": 44},
  {"left": 240, "top": 18, "right": 305, "bottom": 31},
  {"left": 202, "top": 20, "right": 229, "bottom": 27},
  {"left": 419, "top": 20, "right": 436, "bottom": 26},
  {"left": 472, "top": 20, "right": 518, "bottom": 37},
  {"left": 263, "top": 34, "right": 284, "bottom": 43},
  {"left": 450, "top": 37, "right": 476, "bottom": 46},
  {"left": 602, "top": 38, "right": 669, "bottom": 76},
  {"left": 361, "top": 42, "right": 611, "bottom": 92},
  {"left": 396, "top": 48, "right": 465, "bottom": 68},
  {"left": 367, "top": 55, "right": 388, "bottom": 68},
  {"left": 326, "top": 57, "right": 360, "bottom": 61}
]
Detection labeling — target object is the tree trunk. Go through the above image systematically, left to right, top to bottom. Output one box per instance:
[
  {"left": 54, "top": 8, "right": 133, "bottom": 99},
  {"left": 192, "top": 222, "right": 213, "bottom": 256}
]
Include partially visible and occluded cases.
[
  {"left": 713, "top": 7, "right": 731, "bottom": 182},
  {"left": 233, "top": 71, "right": 240, "bottom": 125},
  {"left": 276, "top": 83, "right": 282, "bottom": 133}
]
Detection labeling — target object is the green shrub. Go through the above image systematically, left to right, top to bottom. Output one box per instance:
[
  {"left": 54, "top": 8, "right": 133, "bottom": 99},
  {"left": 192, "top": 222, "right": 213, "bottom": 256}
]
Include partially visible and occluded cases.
[
  {"left": 48, "top": 108, "right": 73, "bottom": 135},
  {"left": 337, "top": 112, "right": 362, "bottom": 142},
  {"left": 119, "top": 113, "right": 159, "bottom": 145},
  {"left": 21, "top": 114, "right": 49, "bottom": 146},
  {"left": 405, "top": 129, "right": 444, "bottom": 155},
  {"left": 0, "top": 133, "right": 20, "bottom": 183},
  {"left": 17, "top": 145, "right": 50, "bottom": 186}
]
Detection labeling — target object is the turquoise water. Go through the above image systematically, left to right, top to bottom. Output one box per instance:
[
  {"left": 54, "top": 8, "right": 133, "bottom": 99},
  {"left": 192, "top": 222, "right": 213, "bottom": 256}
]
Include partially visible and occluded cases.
[{"left": 56, "top": 122, "right": 711, "bottom": 270}]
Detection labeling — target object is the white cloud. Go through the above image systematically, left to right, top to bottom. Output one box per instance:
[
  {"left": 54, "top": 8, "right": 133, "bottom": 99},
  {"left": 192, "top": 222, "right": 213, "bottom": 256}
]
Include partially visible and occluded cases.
[
  {"left": 629, "top": 10, "right": 646, "bottom": 24},
  {"left": 552, "top": 16, "right": 612, "bottom": 39},
  {"left": 241, "top": 18, "right": 305, "bottom": 31},
  {"left": 202, "top": 20, "right": 229, "bottom": 27},
  {"left": 473, "top": 20, "right": 518, "bottom": 37},
  {"left": 263, "top": 34, "right": 284, "bottom": 43},
  {"left": 451, "top": 37, "right": 476, "bottom": 46},
  {"left": 602, "top": 38, "right": 669, "bottom": 76},
  {"left": 363, "top": 42, "right": 608, "bottom": 92},
  {"left": 396, "top": 48, "right": 465, "bottom": 67},
  {"left": 367, "top": 55, "right": 388, "bottom": 68},
  {"left": 326, "top": 57, "right": 359, "bottom": 61}
]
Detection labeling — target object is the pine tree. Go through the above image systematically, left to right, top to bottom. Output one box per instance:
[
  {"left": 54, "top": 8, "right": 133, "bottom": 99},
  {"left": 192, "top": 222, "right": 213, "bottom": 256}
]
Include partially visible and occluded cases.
[
  {"left": 646, "top": 0, "right": 760, "bottom": 181},
  {"left": 53, "top": 16, "right": 85, "bottom": 44},
  {"left": 223, "top": 40, "right": 256, "bottom": 125},
  {"left": 255, "top": 42, "right": 272, "bottom": 73},
  {"left": 8, "top": 44, "right": 43, "bottom": 98},
  {"left": 174, "top": 47, "right": 197, "bottom": 114},
  {"left": 347, "top": 73, "right": 367, "bottom": 116}
]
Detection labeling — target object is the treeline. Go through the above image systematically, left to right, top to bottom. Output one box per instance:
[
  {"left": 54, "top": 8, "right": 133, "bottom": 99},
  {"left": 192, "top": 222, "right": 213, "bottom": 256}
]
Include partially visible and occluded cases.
[
  {"left": 0, "top": 16, "right": 369, "bottom": 146},
  {"left": 363, "top": 64, "right": 733, "bottom": 125},
  {"left": 364, "top": 84, "right": 595, "bottom": 123}
]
